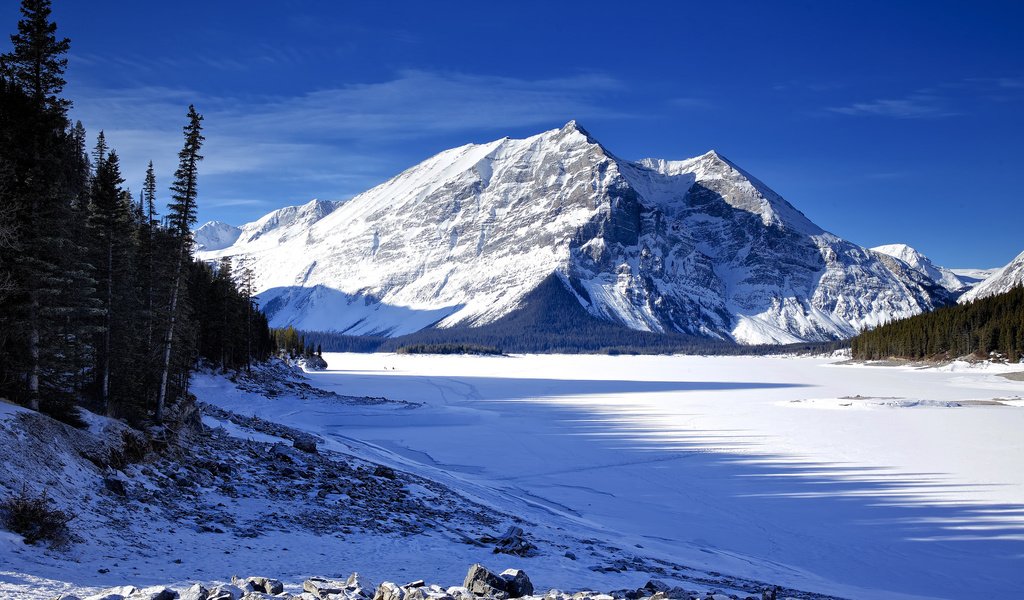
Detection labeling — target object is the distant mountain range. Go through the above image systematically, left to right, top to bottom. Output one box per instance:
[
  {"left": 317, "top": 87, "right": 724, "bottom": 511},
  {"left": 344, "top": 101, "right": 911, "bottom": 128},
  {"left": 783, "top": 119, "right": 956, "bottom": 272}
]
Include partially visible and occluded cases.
[{"left": 196, "top": 121, "right": 1011, "bottom": 345}]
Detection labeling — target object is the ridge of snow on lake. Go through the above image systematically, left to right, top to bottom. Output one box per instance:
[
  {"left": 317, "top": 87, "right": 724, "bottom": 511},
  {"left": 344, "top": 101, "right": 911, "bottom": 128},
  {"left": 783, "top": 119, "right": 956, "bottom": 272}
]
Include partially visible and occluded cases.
[{"left": 199, "top": 354, "right": 1024, "bottom": 600}]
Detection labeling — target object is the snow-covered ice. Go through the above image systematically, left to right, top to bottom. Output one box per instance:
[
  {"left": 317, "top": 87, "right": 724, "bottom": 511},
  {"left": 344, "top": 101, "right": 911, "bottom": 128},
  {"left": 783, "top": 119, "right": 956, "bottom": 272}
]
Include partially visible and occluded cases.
[
  {"left": 197, "top": 353, "right": 1024, "bottom": 600},
  {"left": 3, "top": 354, "right": 1022, "bottom": 600}
]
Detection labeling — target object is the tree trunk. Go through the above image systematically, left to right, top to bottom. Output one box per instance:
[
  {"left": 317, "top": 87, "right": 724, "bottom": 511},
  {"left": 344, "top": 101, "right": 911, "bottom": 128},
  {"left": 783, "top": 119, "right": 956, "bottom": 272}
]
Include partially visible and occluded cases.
[
  {"left": 102, "top": 240, "right": 111, "bottom": 413},
  {"left": 156, "top": 247, "right": 186, "bottom": 423},
  {"left": 28, "top": 294, "right": 40, "bottom": 411}
]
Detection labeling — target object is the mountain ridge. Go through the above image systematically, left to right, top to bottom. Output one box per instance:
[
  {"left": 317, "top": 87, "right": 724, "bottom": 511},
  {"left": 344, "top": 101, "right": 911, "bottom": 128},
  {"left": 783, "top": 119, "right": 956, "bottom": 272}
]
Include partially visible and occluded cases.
[{"left": 198, "top": 121, "right": 954, "bottom": 345}]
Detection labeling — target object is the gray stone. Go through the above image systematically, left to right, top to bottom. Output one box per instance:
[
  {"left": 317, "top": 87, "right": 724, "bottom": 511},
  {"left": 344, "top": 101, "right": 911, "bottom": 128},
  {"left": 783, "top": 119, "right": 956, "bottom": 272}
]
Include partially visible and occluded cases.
[
  {"left": 292, "top": 436, "right": 318, "bottom": 454},
  {"left": 463, "top": 564, "right": 507, "bottom": 598},
  {"left": 499, "top": 570, "right": 533, "bottom": 598},
  {"left": 346, "top": 573, "right": 376, "bottom": 598},
  {"left": 230, "top": 577, "right": 257, "bottom": 594},
  {"left": 241, "top": 578, "right": 284, "bottom": 595},
  {"left": 304, "top": 578, "right": 346, "bottom": 599},
  {"left": 373, "top": 582, "right": 406, "bottom": 600},
  {"left": 643, "top": 582, "right": 669, "bottom": 594},
  {"left": 179, "top": 584, "right": 209, "bottom": 600},
  {"left": 207, "top": 585, "right": 244, "bottom": 600},
  {"left": 85, "top": 586, "right": 138, "bottom": 600},
  {"left": 445, "top": 586, "right": 472, "bottom": 600},
  {"left": 126, "top": 587, "right": 177, "bottom": 600},
  {"left": 52, "top": 595, "right": 83, "bottom": 600}
]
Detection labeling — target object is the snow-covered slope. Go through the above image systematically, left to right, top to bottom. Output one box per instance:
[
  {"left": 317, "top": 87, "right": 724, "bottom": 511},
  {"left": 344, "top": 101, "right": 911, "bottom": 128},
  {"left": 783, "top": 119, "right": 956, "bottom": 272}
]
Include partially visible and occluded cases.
[
  {"left": 199, "top": 122, "right": 948, "bottom": 344},
  {"left": 193, "top": 220, "right": 241, "bottom": 252},
  {"left": 871, "top": 243, "right": 967, "bottom": 292},
  {"left": 959, "top": 249, "right": 1024, "bottom": 303},
  {"left": 949, "top": 267, "right": 998, "bottom": 285}
]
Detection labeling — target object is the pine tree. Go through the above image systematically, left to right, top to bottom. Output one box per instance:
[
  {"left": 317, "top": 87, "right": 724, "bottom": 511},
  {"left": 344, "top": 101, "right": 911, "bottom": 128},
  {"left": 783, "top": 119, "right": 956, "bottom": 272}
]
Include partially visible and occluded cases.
[
  {"left": 0, "top": 0, "right": 90, "bottom": 415},
  {"left": 0, "top": 0, "right": 70, "bottom": 117},
  {"left": 156, "top": 105, "right": 203, "bottom": 423},
  {"left": 87, "top": 145, "right": 133, "bottom": 412}
]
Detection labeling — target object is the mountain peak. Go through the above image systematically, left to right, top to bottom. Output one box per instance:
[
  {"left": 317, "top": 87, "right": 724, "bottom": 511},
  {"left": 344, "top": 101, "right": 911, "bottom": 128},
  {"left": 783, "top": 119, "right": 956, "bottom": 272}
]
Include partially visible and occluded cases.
[
  {"left": 557, "top": 119, "right": 595, "bottom": 141},
  {"left": 198, "top": 123, "right": 947, "bottom": 345},
  {"left": 872, "top": 243, "right": 968, "bottom": 293}
]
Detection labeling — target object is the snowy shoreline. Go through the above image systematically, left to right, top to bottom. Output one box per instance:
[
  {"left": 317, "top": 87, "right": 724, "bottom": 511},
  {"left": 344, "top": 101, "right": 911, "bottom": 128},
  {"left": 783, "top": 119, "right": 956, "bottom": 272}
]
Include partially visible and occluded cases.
[{"left": 3, "top": 354, "right": 1022, "bottom": 600}]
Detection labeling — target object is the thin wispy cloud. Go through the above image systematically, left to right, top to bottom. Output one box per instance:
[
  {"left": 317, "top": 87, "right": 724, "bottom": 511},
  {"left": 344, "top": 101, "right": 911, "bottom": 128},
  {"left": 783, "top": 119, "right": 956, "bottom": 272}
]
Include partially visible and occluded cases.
[
  {"left": 67, "top": 70, "right": 627, "bottom": 209},
  {"left": 223, "top": 70, "right": 626, "bottom": 140},
  {"left": 828, "top": 94, "right": 957, "bottom": 119},
  {"left": 668, "top": 97, "right": 715, "bottom": 110}
]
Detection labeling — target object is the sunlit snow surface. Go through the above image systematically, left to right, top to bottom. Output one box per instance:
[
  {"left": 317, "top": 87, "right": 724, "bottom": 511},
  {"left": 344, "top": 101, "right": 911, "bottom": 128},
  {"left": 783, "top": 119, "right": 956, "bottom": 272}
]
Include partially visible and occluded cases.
[
  {"left": 216, "top": 353, "right": 1024, "bottom": 600},
  {"left": 3, "top": 355, "right": 1021, "bottom": 600}
]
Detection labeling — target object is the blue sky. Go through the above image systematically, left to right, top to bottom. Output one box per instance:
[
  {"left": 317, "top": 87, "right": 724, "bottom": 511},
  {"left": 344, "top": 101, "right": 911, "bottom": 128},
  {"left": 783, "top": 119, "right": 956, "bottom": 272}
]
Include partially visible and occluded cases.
[{"left": 8, "top": 1, "right": 1023, "bottom": 268}]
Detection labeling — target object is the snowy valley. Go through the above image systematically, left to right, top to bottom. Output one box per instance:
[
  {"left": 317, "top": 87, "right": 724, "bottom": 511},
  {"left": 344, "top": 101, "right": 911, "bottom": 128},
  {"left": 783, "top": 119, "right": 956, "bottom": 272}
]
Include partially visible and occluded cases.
[{"left": 3, "top": 354, "right": 1023, "bottom": 600}]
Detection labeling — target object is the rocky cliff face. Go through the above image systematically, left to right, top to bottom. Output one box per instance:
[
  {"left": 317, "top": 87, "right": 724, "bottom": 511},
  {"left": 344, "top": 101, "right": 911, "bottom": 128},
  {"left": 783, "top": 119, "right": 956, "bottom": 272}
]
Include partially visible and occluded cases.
[
  {"left": 199, "top": 122, "right": 950, "bottom": 344},
  {"left": 959, "top": 249, "right": 1024, "bottom": 303}
]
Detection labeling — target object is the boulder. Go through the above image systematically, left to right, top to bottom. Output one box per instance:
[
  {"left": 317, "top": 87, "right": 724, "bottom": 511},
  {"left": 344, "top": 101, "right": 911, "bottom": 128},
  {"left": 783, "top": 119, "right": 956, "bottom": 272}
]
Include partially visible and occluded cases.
[
  {"left": 292, "top": 436, "right": 318, "bottom": 454},
  {"left": 463, "top": 564, "right": 508, "bottom": 598},
  {"left": 499, "top": 570, "right": 533, "bottom": 598},
  {"left": 346, "top": 573, "right": 376, "bottom": 598},
  {"left": 239, "top": 577, "right": 284, "bottom": 595},
  {"left": 303, "top": 577, "right": 346, "bottom": 598},
  {"left": 230, "top": 578, "right": 258, "bottom": 594},
  {"left": 643, "top": 581, "right": 669, "bottom": 594},
  {"left": 373, "top": 582, "right": 406, "bottom": 600},
  {"left": 179, "top": 584, "right": 209, "bottom": 600},
  {"left": 207, "top": 585, "right": 244, "bottom": 600},
  {"left": 85, "top": 586, "right": 138, "bottom": 600},
  {"left": 445, "top": 586, "right": 473, "bottom": 600},
  {"left": 126, "top": 587, "right": 176, "bottom": 600},
  {"left": 761, "top": 588, "right": 778, "bottom": 600},
  {"left": 52, "top": 595, "right": 83, "bottom": 600}
]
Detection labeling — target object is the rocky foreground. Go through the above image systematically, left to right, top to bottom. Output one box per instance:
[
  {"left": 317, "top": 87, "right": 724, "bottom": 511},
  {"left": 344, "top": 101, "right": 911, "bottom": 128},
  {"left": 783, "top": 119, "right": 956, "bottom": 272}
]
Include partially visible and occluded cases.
[{"left": 49, "top": 563, "right": 789, "bottom": 600}]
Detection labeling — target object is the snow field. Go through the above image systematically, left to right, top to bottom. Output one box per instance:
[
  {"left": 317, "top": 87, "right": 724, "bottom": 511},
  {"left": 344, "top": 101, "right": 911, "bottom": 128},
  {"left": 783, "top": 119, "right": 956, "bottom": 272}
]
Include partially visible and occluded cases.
[{"left": 243, "top": 353, "right": 1023, "bottom": 600}]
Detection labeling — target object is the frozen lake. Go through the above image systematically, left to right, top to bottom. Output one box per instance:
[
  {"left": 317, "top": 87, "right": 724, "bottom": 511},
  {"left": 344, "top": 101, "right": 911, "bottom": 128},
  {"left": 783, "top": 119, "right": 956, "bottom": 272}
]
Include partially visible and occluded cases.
[{"left": 218, "top": 353, "right": 1024, "bottom": 599}]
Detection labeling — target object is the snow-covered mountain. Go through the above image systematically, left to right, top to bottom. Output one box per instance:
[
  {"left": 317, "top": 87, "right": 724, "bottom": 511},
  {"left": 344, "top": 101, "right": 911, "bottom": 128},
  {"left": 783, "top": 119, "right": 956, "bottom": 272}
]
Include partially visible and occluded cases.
[
  {"left": 199, "top": 121, "right": 950, "bottom": 344},
  {"left": 193, "top": 220, "right": 242, "bottom": 252},
  {"left": 870, "top": 243, "right": 968, "bottom": 292},
  {"left": 958, "top": 249, "right": 1024, "bottom": 303}
]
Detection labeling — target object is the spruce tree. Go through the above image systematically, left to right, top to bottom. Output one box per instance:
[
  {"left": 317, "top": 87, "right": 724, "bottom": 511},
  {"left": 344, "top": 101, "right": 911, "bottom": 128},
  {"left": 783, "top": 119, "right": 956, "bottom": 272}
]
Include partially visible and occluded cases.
[
  {"left": 0, "top": 0, "right": 90, "bottom": 414},
  {"left": 0, "top": 0, "right": 70, "bottom": 117},
  {"left": 156, "top": 105, "right": 203, "bottom": 423},
  {"left": 87, "top": 146, "right": 132, "bottom": 412}
]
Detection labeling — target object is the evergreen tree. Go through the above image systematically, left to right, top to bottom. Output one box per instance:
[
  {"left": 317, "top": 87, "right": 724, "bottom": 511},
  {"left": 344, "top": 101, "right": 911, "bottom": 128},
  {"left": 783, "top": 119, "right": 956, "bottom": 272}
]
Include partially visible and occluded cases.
[
  {"left": 0, "top": 0, "right": 92, "bottom": 416},
  {"left": 0, "top": 0, "right": 70, "bottom": 116},
  {"left": 0, "top": 3, "right": 274, "bottom": 426},
  {"left": 156, "top": 105, "right": 203, "bottom": 423},
  {"left": 86, "top": 146, "right": 133, "bottom": 412}
]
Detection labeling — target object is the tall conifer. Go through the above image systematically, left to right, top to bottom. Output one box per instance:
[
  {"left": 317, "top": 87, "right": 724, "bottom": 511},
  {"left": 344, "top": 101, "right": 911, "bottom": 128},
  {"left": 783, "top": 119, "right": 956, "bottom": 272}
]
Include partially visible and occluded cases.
[{"left": 156, "top": 105, "right": 203, "bottom": 422}]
